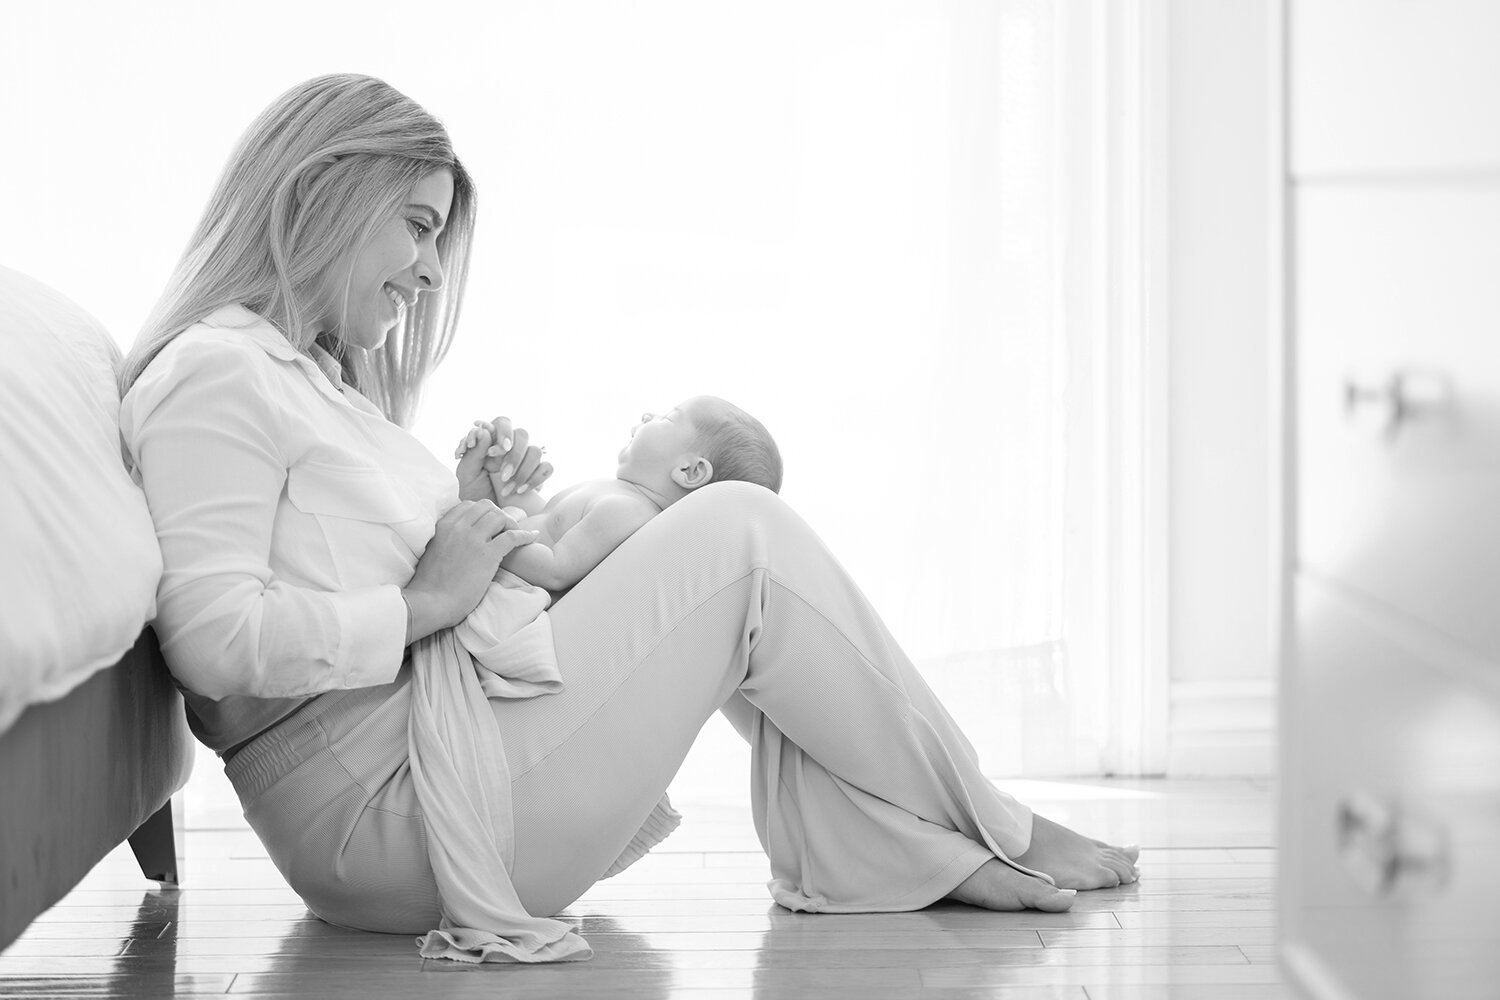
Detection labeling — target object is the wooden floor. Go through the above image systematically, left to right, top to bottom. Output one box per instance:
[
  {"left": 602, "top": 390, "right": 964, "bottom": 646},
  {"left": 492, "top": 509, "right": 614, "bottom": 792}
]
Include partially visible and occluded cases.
[{"left": 3, "top": 726, "right": 1293, "bottom": 999}]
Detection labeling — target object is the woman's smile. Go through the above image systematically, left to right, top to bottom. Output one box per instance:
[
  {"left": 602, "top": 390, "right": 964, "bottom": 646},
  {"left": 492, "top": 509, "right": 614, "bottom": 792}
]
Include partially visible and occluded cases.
[{"left": 382, "top": 283, "right": 409, "bottom": 321}]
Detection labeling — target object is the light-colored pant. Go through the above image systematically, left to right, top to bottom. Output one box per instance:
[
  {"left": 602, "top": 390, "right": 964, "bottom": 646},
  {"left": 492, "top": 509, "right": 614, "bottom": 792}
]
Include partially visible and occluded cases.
[{"left": 225, "top": 482, "right": 1034, "bottom": 933}]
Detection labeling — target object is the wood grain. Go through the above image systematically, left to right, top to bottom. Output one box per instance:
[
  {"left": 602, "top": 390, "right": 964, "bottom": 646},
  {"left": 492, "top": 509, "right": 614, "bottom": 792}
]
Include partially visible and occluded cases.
[{"left": 2, "top": 775, "right": 1288, "bottom": 998}]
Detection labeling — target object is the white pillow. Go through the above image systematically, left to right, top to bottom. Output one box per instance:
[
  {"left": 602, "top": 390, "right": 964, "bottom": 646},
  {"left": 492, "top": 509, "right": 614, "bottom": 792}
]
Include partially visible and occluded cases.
[{"left": 0, "top": 265, "right": 163, "bottom": 735}]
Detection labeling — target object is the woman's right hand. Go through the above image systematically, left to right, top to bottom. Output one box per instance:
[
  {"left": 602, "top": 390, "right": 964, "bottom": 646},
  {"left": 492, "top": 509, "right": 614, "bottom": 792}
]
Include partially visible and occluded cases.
[{"left": 401, "top": 499, "right": 539, "bottom": 641}]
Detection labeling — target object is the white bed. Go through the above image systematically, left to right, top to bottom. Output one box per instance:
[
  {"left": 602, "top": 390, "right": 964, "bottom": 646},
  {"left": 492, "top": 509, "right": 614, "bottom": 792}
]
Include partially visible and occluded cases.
[{"left": 0, "top": 265, "right": 194, "bottom": 949}]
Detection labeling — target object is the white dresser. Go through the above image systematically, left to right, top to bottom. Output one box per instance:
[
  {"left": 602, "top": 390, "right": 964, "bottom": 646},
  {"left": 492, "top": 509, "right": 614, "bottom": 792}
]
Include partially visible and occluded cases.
[{"left": 1278, "top": 2, "right": 1500, "bottom": 999}]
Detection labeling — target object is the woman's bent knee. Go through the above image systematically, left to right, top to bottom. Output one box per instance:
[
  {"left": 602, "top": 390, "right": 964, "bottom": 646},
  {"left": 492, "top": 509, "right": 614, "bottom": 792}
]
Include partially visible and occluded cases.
[
  {"left": 677, "top": 479, "right": 782, "bottom": 516},
  {"left": 667, "top": 480, "right": 802, "bottom": 551}
]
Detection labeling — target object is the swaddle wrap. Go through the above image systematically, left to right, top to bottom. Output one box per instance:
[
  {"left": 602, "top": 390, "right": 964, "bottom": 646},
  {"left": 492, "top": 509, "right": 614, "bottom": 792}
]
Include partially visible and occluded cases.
[{"left": 407, "top": 570, "right": 590, "bottom": 963}]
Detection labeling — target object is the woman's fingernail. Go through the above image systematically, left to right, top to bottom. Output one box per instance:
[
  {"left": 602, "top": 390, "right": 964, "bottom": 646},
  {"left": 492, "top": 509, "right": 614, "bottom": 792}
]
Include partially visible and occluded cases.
[
  {"left": 502, "top": 438, "right": 513, "bottom": 451},
  {"left": 488, "top": 446, "right": 502, "bottom": 457},
  {"left": 500, "top": 464, "right": 514, "bottom": 481},
  {"left": 500, "top": 483, "right": 514, "bottom": 497},
  {"left": 516, "top": 483, "right": 529, "bottom": 494}
]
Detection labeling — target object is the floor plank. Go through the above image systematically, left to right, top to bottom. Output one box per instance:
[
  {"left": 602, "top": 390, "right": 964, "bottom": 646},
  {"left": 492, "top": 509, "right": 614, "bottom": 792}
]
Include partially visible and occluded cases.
[{"left": 4, "top": 775, "right": 1290, "bottom": 998}]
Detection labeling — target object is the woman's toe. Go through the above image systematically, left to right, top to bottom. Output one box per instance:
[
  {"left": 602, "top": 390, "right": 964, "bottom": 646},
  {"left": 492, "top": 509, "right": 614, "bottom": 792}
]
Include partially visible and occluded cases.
[
  {"left": 1092, "top": 838, "right": 1142, "bottom": 865},
  {"left": 1107, "top": 855, "right": 1138, "bottom": 884},
  {"left": 1033, "top": 887, "right": 1077, "bottom": 913}
]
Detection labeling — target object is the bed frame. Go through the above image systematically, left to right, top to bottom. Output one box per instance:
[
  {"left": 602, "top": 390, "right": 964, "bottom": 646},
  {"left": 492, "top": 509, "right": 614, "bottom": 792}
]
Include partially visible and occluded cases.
[{"left": 0, "top": 626, "right": 195, "bottom": 949}]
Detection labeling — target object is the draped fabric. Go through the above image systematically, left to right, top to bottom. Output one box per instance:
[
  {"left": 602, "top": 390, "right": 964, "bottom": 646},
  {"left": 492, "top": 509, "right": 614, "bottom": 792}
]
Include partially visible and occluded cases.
[
  {"left": 407, "top": 573, "right": 592, "bottom": 963},
  {"left": 407, "top": 627, "right": 592, "bottom": 963}
]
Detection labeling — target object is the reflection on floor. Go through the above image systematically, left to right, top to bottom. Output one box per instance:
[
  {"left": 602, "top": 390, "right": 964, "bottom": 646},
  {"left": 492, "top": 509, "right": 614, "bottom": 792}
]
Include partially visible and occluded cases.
[{"left": 3, "top": 722, "right": 1290, "bottom": 999}]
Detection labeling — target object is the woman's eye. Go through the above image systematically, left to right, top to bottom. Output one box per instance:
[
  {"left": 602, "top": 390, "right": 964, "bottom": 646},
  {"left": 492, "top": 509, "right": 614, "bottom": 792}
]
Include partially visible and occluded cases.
[{"left": 408, "top": 219, "right": 431, "bottom": 239}]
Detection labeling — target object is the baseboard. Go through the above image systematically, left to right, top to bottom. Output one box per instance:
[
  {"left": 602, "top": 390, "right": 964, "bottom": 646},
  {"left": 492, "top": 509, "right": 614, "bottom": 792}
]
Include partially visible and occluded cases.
[{"left": 1166, "top": 680, "right": 1277, "bottom": 776}]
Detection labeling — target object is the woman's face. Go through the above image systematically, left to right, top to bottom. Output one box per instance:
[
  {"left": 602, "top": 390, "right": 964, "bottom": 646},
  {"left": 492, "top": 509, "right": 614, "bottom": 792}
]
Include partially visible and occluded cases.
[{"left": 318, "top": 168, "right": 455, "bottom": 351}]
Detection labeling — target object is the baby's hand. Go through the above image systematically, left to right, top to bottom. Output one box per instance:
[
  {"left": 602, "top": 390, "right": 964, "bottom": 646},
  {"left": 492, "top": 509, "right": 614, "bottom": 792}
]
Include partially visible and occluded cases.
[{"left": 455, "top": 420, "right": 497, "bottom": 502}]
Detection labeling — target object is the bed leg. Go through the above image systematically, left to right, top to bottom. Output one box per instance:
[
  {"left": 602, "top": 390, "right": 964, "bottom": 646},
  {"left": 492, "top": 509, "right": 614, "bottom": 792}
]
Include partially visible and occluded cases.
[{"left": 128, "top": 799, "right": 179, "bottom": 885}]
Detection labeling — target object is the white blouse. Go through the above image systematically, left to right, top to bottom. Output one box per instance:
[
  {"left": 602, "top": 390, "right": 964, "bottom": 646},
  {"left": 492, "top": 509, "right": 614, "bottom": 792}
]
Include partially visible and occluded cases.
[{"left": 120, "top": 304, "right": 459, "bottom": 702}]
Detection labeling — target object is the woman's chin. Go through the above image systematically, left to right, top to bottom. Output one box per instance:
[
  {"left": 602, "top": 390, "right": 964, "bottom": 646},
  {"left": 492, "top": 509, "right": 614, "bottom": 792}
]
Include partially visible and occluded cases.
[{"left": 357, "top": 323, "right": 397, "bottom": 352}]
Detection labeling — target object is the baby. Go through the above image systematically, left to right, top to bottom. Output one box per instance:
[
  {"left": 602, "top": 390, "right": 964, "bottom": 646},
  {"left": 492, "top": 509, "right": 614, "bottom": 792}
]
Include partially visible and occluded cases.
[{"left": 454, "top": 395, "right": 782, "bottom": 593}]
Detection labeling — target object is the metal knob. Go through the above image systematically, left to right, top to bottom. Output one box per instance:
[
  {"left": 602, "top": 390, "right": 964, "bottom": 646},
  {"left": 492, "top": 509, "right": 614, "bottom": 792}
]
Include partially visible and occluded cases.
[
  {"left": 1342, "top": 368, "right": 1451, "bottom": 441},
  {"left": 1336, "top": 791, "right": 1450, "bottom": 899}
]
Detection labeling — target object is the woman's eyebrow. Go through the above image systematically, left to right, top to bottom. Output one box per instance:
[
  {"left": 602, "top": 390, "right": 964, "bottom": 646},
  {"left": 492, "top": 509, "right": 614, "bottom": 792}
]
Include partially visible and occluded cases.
[{"left": 406, "top": 204, "right": 446, "bottom": 230}]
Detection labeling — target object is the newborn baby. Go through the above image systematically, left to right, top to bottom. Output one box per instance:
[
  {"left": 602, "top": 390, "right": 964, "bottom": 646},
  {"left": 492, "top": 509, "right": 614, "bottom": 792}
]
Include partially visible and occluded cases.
[{"left": 454, "top": 395, "right": 782, "bottom": 593}]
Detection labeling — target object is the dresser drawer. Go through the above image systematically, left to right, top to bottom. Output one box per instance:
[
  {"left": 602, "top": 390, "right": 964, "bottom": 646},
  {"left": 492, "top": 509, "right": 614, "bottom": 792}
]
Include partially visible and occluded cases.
[
  {"left": 1290, "top": 0, "right": 1500, "bottom": 176},
  {"left": 1294, "top": 185, "right": 1500, "bottom": 660},
  {"left": 1282, "top": 577, "right": 1500, "bottom": 1000}
]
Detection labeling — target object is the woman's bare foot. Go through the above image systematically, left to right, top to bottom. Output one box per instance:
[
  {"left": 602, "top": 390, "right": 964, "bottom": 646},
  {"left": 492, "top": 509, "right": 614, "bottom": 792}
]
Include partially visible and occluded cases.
[
  {"left": 1012, "top": 814, "right": 1140, "bottom": 890},
  {"left": 945, "top": 860, "right": 1077, "bottom": 912}
]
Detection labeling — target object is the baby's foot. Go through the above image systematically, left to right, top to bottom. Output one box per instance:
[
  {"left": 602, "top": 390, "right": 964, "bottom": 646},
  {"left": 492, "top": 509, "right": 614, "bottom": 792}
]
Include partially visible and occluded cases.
[
  {"left": 1012, "top": 814, "right": 1140, "bottom": 890},
  {"left": 945, "top": 860, "right": 1076, "bottom": 912}
]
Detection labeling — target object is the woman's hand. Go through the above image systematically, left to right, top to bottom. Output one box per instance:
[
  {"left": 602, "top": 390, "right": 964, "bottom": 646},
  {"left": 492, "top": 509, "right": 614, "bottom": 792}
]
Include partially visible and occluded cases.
[
  {"left": 453, "top": 416, "right": 554, "bottom": 503},
  {"left": 482, "top": 416, "right": 553, "bottom": 499},
  {"left": 402, "top": 499, "right": 539, "bottom": 642}
]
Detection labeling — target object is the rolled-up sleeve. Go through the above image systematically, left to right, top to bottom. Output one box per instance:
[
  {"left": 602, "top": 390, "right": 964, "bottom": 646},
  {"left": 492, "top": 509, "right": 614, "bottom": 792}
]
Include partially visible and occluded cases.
[{"left": 121, "top": 335, "right": 408, "bottom": 700}]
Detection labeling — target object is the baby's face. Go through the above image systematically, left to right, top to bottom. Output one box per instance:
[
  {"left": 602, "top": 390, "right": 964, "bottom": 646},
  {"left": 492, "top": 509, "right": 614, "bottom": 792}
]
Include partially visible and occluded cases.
[{"left": 617, "top": 397, "right": 719, "bottom": 477}]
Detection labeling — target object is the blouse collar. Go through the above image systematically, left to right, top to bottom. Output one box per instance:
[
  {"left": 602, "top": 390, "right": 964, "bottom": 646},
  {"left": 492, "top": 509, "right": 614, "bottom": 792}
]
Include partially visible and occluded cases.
[{"left": 199, "top": 304, "right": 351, "bottom": 404}]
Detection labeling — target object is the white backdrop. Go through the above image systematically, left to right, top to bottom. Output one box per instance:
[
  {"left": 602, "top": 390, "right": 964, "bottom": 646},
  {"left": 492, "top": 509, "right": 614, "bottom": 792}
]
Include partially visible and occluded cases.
[{"left": 2, "top": 0, "right": 1106, "bottom": 776}]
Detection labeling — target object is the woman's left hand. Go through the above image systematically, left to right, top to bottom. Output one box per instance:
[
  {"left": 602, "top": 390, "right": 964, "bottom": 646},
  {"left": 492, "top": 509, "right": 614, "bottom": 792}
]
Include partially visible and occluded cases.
[{"left": 482, "top": 415, "right": 553, "bottom": 499}]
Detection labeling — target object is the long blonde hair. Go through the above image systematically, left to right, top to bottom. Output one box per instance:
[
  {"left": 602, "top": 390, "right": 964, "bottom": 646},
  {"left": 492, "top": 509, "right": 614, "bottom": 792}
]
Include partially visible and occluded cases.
[{"left": 120, "top": 73, "right": 476, "bottom": 427}]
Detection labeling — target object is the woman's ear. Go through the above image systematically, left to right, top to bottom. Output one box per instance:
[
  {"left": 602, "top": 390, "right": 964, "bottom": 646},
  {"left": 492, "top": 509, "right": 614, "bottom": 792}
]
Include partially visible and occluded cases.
[
  {"left": 294, "top": 156, "right": 340, "bottom": 208},
  {"left": 671, "top": 455, "right": 714, "bottom": 491}
]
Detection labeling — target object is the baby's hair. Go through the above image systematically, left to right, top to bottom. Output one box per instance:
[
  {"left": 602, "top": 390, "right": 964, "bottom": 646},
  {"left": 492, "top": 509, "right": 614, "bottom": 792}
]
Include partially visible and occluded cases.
[{"left": 696, "top": 398, "right": 783, "bottom": 494}]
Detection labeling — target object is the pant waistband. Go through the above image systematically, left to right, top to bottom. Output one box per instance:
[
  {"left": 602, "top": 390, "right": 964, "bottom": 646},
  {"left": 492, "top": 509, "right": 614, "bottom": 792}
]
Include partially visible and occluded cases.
[{"left": 224, "top": 662, "right": 409, "bottom": 802}]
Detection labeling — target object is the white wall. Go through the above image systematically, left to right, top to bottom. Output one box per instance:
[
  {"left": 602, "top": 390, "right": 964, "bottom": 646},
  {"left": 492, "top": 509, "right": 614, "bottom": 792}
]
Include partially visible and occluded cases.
[{"left": 1165, "top": 0, "right": 1277, "bottom": 774}]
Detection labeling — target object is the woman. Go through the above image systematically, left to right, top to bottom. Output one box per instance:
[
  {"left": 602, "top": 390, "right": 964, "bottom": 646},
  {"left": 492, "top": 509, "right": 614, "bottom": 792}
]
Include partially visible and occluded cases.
[{"left": 119, "top": 74, "right": 1138, "bottom": 949}]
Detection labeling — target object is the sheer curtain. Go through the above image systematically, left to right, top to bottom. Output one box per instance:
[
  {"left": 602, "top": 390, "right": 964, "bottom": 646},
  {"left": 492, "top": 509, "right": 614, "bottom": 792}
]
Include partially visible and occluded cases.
[
  {"left": 3, "top": 0, "right": 1151, "bottom": 777},
  {"left": 412, "top": 0, "right": 1106, "bottom": 776}
]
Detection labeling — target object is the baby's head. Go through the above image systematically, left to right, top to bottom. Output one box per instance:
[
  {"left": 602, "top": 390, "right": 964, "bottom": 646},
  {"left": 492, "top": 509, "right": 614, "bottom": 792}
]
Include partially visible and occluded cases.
[{"left": 617, "top": 395, "right": 782, "bottom": 504}]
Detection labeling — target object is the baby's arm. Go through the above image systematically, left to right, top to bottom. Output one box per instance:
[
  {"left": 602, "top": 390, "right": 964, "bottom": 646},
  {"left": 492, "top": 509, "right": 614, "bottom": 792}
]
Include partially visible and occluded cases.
[{"left": 500, "top": 496, "right": 656, "bottom": 591}]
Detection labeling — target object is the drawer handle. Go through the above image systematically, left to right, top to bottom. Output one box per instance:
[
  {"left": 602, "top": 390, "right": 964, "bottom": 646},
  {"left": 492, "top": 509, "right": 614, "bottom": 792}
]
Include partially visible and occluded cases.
[
  {"left": 1342, "top": 369, "right": 1451, "bottom": 441},
  {"left": 1336, "top": 791, "right": 1450, "bottom": 899}
]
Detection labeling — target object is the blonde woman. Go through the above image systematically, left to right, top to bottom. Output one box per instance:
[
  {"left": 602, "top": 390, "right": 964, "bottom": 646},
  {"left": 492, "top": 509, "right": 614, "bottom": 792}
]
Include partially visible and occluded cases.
[{"left": 120, "top": 74, "right": 1138, "bottom": 951}]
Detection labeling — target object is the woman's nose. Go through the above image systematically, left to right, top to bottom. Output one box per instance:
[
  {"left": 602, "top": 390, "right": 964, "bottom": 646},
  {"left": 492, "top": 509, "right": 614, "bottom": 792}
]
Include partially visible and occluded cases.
[{"left": 413, "top": 244, "right": 445, "bottom": 293}]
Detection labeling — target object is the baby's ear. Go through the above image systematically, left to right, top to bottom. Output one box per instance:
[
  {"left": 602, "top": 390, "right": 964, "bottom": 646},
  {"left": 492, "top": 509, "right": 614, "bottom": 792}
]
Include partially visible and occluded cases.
[{"left": 671, "top": 455, "right": 714, "bottom": 491}]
